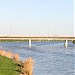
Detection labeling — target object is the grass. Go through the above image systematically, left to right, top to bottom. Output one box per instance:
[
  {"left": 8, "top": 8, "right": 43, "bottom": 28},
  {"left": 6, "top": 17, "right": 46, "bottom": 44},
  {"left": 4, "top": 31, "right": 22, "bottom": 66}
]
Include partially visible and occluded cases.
[
  {"left": 0, "top": 39, "right": 66, "bottom": 42},
  {"left": 0, "top": 40, "right": 28, "bottom": 42},
  {"left": 0, "top": 55, "right": 19, "bottom": 75}
]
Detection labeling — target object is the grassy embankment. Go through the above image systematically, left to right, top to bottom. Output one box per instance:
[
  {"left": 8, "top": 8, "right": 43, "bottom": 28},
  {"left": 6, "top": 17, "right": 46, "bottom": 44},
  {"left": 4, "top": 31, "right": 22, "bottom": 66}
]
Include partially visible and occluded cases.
[
  {"left": 0, "top": 39, "right": 67, "bottom": 42},
  {"left": 0, "top": 40, "right": 28, "bottom": 42},
  {"left": 0, "top": 55, "right": 19, "bottom": 75}
]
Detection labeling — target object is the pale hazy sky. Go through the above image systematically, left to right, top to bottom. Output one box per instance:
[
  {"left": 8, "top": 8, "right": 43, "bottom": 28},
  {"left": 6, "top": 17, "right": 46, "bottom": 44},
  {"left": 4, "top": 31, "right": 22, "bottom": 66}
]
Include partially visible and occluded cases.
[{"left": 0, "top": 0, "right": 74, "bottom": 36}]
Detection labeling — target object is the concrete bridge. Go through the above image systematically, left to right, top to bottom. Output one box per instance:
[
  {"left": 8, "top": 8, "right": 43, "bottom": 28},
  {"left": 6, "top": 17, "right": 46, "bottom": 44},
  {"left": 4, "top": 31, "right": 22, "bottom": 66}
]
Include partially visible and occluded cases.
[{"left": 0, "top": 36, "right": 75, "bottom": 48}]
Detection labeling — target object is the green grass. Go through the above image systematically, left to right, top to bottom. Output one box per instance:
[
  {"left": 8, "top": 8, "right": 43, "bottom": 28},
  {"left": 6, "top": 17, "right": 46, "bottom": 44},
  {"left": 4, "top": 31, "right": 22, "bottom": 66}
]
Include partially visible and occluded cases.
[
  {"left": 0, "top": 40, "right": 28, "bottom": 42},
  {"left": 0, "top": 56, "right": 19, "bottom": 75}
]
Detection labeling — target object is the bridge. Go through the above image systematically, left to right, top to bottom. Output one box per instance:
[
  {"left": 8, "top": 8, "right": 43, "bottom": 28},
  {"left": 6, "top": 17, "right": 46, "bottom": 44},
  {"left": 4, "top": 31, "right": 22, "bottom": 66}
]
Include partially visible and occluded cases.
[{"left": 0, "top": 36, "right": 75, "bottom": 48}]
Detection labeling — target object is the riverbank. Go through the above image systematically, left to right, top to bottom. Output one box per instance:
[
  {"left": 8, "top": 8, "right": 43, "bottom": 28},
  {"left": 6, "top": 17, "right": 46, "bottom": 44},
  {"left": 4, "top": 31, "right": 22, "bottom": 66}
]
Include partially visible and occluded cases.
[
  {"left": 0, "top": 39, "right": 68, "bottom": 42},
  {"left": 0, "top": 40, "right": 29, "bottom": 42},
  {"left": 0, "top": 50, "right": 34, "bottom": 75},
  {"left": 0, "top": 55, "right": 19, "bottom": 75}
]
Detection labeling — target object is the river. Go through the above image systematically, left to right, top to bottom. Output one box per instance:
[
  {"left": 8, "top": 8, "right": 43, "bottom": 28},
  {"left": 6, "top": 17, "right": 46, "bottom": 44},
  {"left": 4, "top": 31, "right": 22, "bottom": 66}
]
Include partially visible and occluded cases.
[{"left": 0, "top": 41, "right": 75, "bottom": 75}]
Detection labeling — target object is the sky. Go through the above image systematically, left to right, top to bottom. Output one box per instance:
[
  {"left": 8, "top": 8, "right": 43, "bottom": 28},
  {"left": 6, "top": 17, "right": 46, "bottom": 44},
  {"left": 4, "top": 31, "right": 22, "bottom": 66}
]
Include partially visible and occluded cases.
[{"left": 0, "top": 0, "right": 74, "bottom": 36}]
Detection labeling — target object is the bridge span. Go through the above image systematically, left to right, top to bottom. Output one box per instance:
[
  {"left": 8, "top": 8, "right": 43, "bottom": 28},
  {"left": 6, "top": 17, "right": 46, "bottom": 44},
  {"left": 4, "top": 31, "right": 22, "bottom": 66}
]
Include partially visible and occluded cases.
[{"left": 0, "top": 36, "right": 75, "bottom": 48}]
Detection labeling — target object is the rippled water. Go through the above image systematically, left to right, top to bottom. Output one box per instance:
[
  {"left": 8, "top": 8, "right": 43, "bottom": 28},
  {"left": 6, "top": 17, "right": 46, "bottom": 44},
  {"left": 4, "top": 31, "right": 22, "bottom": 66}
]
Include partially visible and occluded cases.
[{"left": 0, "top": 41, "right": 75, "bottom": 75}]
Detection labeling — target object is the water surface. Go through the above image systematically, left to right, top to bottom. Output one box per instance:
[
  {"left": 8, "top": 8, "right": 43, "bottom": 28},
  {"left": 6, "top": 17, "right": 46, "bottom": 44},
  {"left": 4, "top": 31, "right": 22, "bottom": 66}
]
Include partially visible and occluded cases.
[{"left": 0, "top": 41, "right": 75, "bottom": 75}]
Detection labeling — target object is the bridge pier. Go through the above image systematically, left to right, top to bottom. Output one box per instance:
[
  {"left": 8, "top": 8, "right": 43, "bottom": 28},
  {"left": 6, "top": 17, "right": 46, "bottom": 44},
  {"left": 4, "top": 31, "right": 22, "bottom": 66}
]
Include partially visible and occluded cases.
[
  {"left": 29, "top": 39, "right": 31, "bottom": 48},
  {"left": 64, "top": 39, "right": 68, "bottom": 48}
]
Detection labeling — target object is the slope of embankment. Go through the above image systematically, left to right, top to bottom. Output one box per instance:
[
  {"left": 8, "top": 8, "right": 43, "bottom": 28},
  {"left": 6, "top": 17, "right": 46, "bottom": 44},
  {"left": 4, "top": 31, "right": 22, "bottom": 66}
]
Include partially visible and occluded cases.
[{"left": 0, "top": 55, "right": 19, "bottom": 75}]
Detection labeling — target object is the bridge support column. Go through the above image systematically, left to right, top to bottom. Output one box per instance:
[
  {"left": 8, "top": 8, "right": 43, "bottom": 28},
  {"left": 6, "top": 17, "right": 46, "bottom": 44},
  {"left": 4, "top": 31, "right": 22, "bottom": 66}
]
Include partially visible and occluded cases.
[
  {"left": 29, "top": 39, "right": 31, "bottom": 48},
  {"left": 64, "top": 39, "right": 68, "bottom": 48}
]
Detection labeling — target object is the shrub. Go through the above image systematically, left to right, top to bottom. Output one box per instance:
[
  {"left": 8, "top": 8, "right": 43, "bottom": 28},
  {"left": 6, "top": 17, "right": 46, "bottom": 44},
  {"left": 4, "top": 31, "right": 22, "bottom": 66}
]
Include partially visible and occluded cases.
[
  {"left": 0, "top": 50, "right": 6, "bottom": 56},
  {"left": 5, "top": 52, "right": 13, "bottom": 59},
  {"left": 13, "top": 53, "right": 19, "bottom": 62},
  {"left": 22, "top": 58, "right": 34, "bottom": 75}
]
